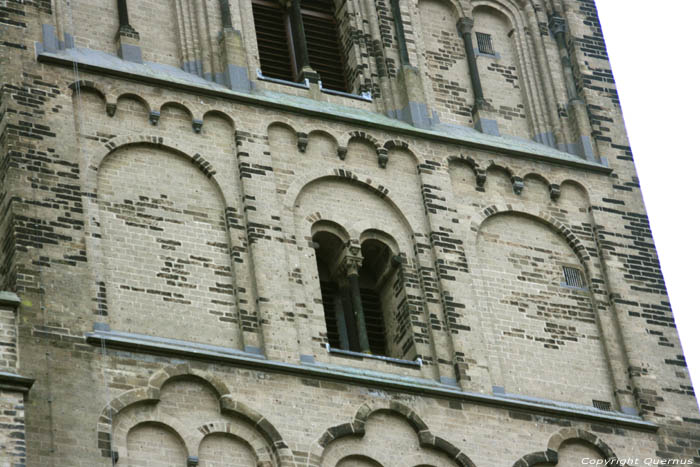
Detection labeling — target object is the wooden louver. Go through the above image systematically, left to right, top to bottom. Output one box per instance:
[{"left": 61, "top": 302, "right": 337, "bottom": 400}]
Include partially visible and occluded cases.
[
  {"left": 252, "top": 0, "right": 295, "bottom": 82},
  {"left": 252, "top": 0, "right": 348, "bottom": 92},
  {"left": 301, "top": 0, "right": 347, "bottom": 92},
  {"left": 320, "top": 280, "right": 341, "bottom": 349},
  {"left": 360, "top": 287, "right": 387, "bottom": 356}
]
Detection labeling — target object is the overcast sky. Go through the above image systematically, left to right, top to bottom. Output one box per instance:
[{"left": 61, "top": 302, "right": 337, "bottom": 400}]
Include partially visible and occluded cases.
[{"left": 595, "top": 0, "right": 700, "bottom": 404}]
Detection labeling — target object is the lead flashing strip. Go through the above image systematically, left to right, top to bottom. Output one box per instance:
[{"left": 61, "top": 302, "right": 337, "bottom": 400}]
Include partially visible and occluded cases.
[
  {"left": 37, "top": 51, "right": 612, "bottom": 174},
  {"left": 85, "top": 330, "right": 657, "bottom": 431}
]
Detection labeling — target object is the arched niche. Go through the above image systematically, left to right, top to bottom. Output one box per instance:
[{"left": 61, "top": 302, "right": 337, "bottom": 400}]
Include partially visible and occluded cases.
[
  {"left": 417, "top": 0, "right": 474, "bottom": 127},
  {"left": 473, "top": 5, "right": 532, "bottom": 139},
  {"left": 115, "top": 94, "right": 151, "bottom": 129},
  {"left": 159, "top": 102, "right": 194, "bottom": 132},
  {"left": 307, "top": 131, "right": 339, "bottom": 162},
  {"left": 97, "top": 144, "right": 240, "bottom": 348},
  {"left": 295, "top": 177, "right": 425, "bottom": 361},
  {"left": 475, "top": 212, "right": 615, "bottom": 405},
  {"left": 321, "top": 411, "right": 460, "bottom": 467},
  {"left": 126, "top": 422, "right": 188, "bottom": 467},
  {"left": 198, "top": 433, "right": 258, "bottom": 467},
  {"left": 552, "top": 440, "right": 607, "bottom": 467},
  {"left": 336, "top": 455, "right": 384, "bottom": 467}
]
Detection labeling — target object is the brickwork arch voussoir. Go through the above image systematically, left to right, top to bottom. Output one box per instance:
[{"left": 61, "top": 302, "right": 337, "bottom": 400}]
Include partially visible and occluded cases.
[
  {"left": 309, "top": 400, "right": 476, "bottom": 467},
  {"left": 512, "top": 428, "right": 618, "bottom": 466}
]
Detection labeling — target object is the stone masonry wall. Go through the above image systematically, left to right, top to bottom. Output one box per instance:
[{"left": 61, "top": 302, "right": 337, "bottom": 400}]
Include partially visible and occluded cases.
[{"left": 0, "top": 0, "right": 698, "bottom": 465}]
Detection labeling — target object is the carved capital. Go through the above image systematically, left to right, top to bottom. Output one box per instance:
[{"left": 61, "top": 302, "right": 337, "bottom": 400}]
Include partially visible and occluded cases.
[
  {"left": 549, "top": 15, "right": 566, "bottom": 36},
  {"left": 456, "top": 17, "right": 474, "bottom": 36},
  {"left": 106, "top": 103, "right": 117, "bottom": 117},
  {"left": 148, "top": 110, "right": 160, "bottom": 126},
  {"left": 192, "top": 119, "right": 203, "bottom": 133},
  {"left": 297, "top": 132, "right": 309, "bottom": 153},
  {"left": 337, "top": 146, "right": 348, "bottom": 160},
  {"left": 377, "top": 148, "right": 389, "bottom": 168},
  {"left": 476, "top": 170, "right": 487, "bottom": 188},
  {"left": 511, "top": 176, "right": 524, "bottom": 195},
  {"left": 549, "top": 183, "right": 561, "bottom": 201},
  {"left": 336, "top": 242, "right": 363, "bottom": 277},
  {"left": 187, "top": 456, "right": 199, "bottom": 467}
]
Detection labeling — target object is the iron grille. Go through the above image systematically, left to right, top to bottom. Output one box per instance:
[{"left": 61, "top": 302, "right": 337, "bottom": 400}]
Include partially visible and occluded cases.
[
  {"left": 476, "top": 32, "right": 495, "bottom": 55},
  {"left": 562, "top": 266, "right": 585, "bottom": 289},
  {"left": 593, "top": 400, "right": 612, "bottom": 411}
]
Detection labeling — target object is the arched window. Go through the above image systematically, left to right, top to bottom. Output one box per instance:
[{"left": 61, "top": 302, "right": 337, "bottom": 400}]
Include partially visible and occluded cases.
[
  {"left": 252, "top": 0, "right": 348, "bottom": 91},
  {"left": 313, "top": 229, "right": 405, "bottom": 358}
]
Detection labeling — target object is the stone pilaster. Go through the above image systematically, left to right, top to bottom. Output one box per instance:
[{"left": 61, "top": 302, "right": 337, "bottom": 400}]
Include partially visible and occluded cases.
[{"left": 0, "top": 292, "right": 33, "bottom": 466}]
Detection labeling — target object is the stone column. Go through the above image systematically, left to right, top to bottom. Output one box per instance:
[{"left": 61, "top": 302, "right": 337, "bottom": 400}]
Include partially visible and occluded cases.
[
  {"left": 115, "top": 0, "right": 142, "bottom": 63},
  {"left": 218, "top": 0, "right": 252, "bottom": 91},
  {"left": 289, "top": 0, "right": 320, "bottom": 83},
  {"left": 388, "top": 0, "right": 432, "bottom": 128},
  {"left": 549, "top": 14, "right": 597, "bottom": 160},
  {"left": 457, "top": 17, "right": 500, "bottom": 136},
  {"left": 417, "top": 166, "right": 494, "bottom": 391},
  {"left": 338, "top": 244, "right": 370, "bottom": 353},
  {"left": 0, "top": 292, "right": 34, "bottom": 466}
]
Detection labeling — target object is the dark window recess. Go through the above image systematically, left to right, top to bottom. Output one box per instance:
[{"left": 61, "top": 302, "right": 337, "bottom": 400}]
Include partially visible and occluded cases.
[
  {"left": 252, "top": 0, "right": 295, "bottom": 82},
  {"left": 252, "top": 0, "right": 348, "bottom": 91},
  {"left": 302, "top": 0, "right": 347, "bottom": 92},
  {"left": 476, "top": 32, "right": 495, "bottom": 55},
  {"left": 562, "top": 266, "right": 585, "bottom": 288},
  {"left": 320, "top": 280, "right": 341, "bottom": 348},
  {"left": 360, "top": 287, "right": 386, "bottom": 356},
  {"left": 592, "top": 400, "right": 612, "bottom": 411}
]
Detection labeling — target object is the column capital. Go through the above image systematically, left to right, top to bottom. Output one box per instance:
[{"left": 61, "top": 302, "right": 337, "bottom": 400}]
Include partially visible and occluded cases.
[
  {"left": 549, "top": 14, "right": 566, "bottom": 36},
  {"left": 456, "top": 17, "right": 474, "bottom": 36},
  {"left": 339, "top": 247, "right": 363, "bottom": 276}
]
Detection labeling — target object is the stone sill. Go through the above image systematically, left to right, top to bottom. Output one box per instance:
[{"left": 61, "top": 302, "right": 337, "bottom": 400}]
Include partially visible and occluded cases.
[
  {"left": 36, "top": 48, "right": 612, "bottom": 175},
  {"left": 0, "top": 291, "right": 21, "bottom": 307},
  {"left": 85, "top": 329, "right": 657, "bottom": 431},
  {"left": 327, "top": 345, "right": 422, "bottom": 368},
  {"left": 0, "top": 371, "right": 35, "bottom": 393}
]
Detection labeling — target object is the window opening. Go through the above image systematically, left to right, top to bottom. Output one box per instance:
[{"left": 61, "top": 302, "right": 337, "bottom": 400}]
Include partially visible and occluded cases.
[
  {"left": 252, "top": 0, "right": 348, "bottom": 91},
  {"left": 252, "top": 0, "right": 296, "bottom": 82},
  {"left": 475, "top": 31, "right": 495, "bottom": 55},
  {"left": 562, "top": 265, "right": 585, "bottom": 289},
  {"left": 592, "top": 400, "right": 612, "bottom": 411}
]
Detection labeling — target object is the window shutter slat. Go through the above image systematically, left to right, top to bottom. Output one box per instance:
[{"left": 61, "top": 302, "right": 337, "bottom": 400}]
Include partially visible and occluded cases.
[{"left": 253, "top": 2, "right": 295, "bottom": 82}]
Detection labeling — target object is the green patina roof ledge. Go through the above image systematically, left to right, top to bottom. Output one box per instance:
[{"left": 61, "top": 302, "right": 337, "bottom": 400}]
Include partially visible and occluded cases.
[
  {"left": 38, "top": 48, "right": 612, "bottom": 174},
  {"left": 0, "top": 291, "right": 21, "bottom": 307}
]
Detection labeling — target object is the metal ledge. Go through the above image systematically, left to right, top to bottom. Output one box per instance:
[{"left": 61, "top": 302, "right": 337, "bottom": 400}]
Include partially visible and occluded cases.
[
  {"left": 37, "top": 48, "right": 612, "bottom": 174},
  {"left": 0, "top": 291, "right": 21, "bottom": 307},
  {"left": 85, "top": 329, "right": 657, "bottom": 431},
  {"left": 327, "top": 345, "right": 422, "bottom": 367},
  {"left": 0, "top": 371, "right": 35, "bottom": 393}
]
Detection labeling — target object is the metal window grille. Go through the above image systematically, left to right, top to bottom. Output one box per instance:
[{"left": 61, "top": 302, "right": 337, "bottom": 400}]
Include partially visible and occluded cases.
[
  {"left": 475, "top": 32, "right": 495, "bottom": 55},
  {"left": 562, "top": 266, "right": 585, "bottom": 289},
  {"left": 592, "top": 400, "right": 612, "bottom": 411}
]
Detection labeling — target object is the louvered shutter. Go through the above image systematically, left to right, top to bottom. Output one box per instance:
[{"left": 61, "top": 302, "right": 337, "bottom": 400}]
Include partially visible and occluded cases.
[
  {"left": 252, "top": 0, "right": 295, "bottom": 82},
  {"left": 301, "top": 0, "right": 347, "bottom": 92},
  {"left": 320, "top": 280, "right": 341, "bottom": 348},
  {"left": 360, "top": 287, "right": 387, "bottom": 356}
]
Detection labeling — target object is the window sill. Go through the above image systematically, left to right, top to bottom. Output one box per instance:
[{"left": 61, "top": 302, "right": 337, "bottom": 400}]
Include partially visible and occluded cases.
[
  {"left": 256, "top": 69, "right": 310, "bottom": 89},
  {"left": 256, "top": 70, "right": 372, "bottom": 102},
  {"left": 320, "top": 85, "right": 372, "bottom": 102},
  {"left": 559, "top": 283, "right": 588, "bottom": 291},
  {"left": 83, "top": 327, "right": 657, "bottom": 430},
  {"left": 326, "top": 344, "right": 422, "bottom": 368}
]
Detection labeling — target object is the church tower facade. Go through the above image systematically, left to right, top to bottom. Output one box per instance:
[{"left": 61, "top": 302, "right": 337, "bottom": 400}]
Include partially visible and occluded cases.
[{"left": 0, "top": 0, "right": 697, "bottom": 464}]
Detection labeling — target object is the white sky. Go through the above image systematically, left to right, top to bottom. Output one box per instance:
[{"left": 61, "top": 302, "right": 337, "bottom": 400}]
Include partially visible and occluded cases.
[{"left": 596, "top": 1, "right": 700, "bottom": 404}]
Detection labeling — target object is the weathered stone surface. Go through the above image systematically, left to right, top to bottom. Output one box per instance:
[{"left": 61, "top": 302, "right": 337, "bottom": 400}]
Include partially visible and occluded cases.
[{"left": 0, "top": 0, "right": 696, "bottom": 465}]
